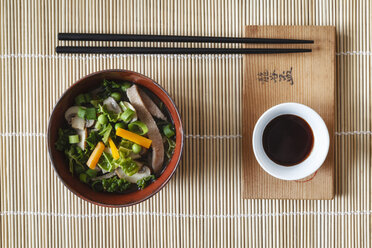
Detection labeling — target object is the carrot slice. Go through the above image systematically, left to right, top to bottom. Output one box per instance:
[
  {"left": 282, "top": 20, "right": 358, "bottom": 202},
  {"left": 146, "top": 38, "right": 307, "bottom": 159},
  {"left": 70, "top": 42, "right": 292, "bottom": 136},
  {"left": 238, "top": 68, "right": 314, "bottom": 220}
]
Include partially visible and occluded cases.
[
  {"left": 116, "top": 128, "right": 152, "bottom": 149},
  {"left": 108, "top": 138, "right": 120, "bottom": 160},
  {"left": 86, "top": 141, "right": 105, "bottom": 169}
]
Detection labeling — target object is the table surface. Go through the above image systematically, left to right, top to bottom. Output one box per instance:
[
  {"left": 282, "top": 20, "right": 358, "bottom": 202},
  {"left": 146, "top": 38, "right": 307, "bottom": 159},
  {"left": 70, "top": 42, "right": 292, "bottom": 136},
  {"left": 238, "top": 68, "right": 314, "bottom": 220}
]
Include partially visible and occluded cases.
[{"left": 0, "top": 0, "right": 371, "bottom": 247}]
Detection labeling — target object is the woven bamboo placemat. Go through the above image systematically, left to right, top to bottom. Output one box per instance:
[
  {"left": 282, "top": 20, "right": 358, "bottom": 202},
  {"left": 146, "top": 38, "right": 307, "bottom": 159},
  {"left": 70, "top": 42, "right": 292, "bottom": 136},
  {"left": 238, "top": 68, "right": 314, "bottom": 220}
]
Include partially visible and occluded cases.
[{"left": 0, "top": 0, "right": 370, "bottom": 247}]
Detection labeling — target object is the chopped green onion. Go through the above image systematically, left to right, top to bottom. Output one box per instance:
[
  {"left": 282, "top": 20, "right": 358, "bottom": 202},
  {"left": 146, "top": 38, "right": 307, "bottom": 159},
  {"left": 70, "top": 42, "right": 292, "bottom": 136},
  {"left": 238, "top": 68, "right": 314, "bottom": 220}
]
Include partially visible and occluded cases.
[
  {"left": 121, "top": 82, "right": 132, "bottom": 92},
  {"left": 75, "top": 94, "right": 86, "bottom": 105},
  {"left": 119, "top": 101, "right": 126, "bottom": 110},
  {"left": 77, "top": 107, "right": 86, "bottom": 119},
  {"left": 86, "top": 108, "right": 97, "bottom": 120},
  {"left": 121, "top": 108, "right": 135, "bottom": 123},
  {"left": 128, "top": 121, "right": 148, "bottom": 135},
  {"left": 163, "top": 124, "right": 175, "bottom": 138},
  {"left": 68, "top": 135, "right": 80, "bottom": 144},
  {"left": 132, "top": 144, "right": 142, "bottom": 154},
  {"left": 85, "top": 169, "right": 98, "bottom": 178},
  {"left": 79, "top": 173, "right": 88, "bottom": 183}
]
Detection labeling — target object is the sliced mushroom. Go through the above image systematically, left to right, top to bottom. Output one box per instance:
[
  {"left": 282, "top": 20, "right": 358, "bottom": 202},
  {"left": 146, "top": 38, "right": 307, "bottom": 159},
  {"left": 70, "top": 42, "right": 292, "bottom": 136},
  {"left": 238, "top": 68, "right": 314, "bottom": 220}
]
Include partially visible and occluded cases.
[
  {"left": 127, "top": 85, "right": 164, "bottom": 173},
  {"left": 139, "top": 90, "right": 167, "bottom": 121},
  {"left": 103, "top": 97, "right": 122, "bottom": 114},
  {"left": 120, "top": 101, "right": 138, "bottom": 122},
  {"left": 65, "top": 106, "right": 80, "bottom": 124},
  {"left": 71, "top": 116, "right": 85, "bottom": 130},
  {"left": 85, "top": 119, "right": 95, "bottom": 128},
  {"left": 76, "top": 128, "right": 87, "bottom": 150},
  {"left": 139, "top": 147, "right": 148, "bottom": 156},
  {"left": 130, "top": 153, "right": 141, "bottom": 160},
  {"left": 135, "top": 161, "right": 144, "bottom": 170},
  {"left": 115, "top": 166, "right": 151, "bottom": 184},
  {"left": 91, "top": 171, "right": 116, "bottom": 181}
]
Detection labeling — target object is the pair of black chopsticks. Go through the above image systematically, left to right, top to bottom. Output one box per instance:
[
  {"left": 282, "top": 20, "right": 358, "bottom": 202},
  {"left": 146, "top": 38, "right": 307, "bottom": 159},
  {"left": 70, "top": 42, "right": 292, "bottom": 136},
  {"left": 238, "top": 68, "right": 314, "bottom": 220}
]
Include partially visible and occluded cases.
[{"left": 56, "top": 33, "right": 313, "bottom": 54}]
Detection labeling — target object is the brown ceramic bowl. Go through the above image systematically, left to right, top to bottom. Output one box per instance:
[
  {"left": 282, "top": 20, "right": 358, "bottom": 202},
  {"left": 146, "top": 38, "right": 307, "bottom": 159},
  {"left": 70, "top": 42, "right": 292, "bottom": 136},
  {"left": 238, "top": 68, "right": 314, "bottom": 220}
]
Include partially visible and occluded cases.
[{"left": 47, "top": 70, "right": 183, "bottom": 207}]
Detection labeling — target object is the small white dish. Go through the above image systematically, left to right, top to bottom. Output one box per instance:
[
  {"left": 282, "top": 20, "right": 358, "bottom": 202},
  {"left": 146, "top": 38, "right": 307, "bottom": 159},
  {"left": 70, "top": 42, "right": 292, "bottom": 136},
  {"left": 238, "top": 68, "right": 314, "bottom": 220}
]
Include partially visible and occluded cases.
[{"left": 252, "top": 103, "right": 330, "bottom": 180}]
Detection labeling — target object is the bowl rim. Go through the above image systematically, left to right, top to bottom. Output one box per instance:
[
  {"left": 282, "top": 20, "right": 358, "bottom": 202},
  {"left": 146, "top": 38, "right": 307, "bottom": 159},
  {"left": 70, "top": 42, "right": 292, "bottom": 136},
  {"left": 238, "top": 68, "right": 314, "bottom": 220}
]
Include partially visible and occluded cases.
[{"left": 47, "top": 69, "right": 184, "bottom": 207}]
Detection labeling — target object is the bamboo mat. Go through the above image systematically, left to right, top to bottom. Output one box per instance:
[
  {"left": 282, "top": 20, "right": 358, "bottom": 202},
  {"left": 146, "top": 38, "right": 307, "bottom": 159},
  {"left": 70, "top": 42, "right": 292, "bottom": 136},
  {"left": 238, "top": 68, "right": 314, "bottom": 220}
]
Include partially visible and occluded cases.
[{"left": 0, "top": 0, "right": 371, "bottom": 247}]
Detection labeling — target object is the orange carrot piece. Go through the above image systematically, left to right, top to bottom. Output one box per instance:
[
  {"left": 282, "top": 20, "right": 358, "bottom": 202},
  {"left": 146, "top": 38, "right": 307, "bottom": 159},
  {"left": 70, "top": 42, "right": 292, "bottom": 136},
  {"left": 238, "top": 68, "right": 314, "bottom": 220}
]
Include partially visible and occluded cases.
[
  {"left": 116, "top": 128, "right": 152, "bottom": 149},
  {"left": 108, "top": 138, "right": 120, "bottom": 160},
  {"left": 86, "top": 141, "right": 105, "bottom": 169}
]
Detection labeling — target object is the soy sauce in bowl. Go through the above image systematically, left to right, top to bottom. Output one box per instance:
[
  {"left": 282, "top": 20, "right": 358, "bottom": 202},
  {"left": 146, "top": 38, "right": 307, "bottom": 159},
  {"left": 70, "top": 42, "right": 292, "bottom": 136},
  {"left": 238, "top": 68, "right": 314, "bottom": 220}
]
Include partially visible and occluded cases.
[{"left": 262, "top": 114, "right": 314, "bottom": 166}]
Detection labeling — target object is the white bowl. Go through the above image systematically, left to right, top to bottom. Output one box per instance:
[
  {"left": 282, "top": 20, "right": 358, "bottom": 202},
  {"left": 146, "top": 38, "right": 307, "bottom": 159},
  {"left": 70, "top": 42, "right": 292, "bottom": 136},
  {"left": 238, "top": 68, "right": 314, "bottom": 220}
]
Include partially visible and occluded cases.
[{"left": 252, "top": 103, "right": 330, "bottom": 180}]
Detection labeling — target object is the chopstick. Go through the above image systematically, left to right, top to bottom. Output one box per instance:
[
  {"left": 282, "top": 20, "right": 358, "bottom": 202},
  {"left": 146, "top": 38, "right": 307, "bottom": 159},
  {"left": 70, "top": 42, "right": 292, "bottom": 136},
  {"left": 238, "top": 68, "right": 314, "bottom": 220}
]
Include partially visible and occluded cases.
[
  {"left": 58, "top": 33, "right": 314, "bottom": 44},
  {"left": 55, "top": 46, "right": 312, "bottom": 54}
]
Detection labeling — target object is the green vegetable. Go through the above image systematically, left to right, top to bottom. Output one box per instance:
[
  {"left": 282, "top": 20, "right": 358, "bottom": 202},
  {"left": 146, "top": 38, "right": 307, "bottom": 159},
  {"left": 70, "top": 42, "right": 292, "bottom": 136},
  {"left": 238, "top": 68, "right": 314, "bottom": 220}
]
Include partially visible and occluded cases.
[
  {"left": 98, "top": 79, "right": 122, "bottom": 98},
  {"left": 103, "top": 79, "right": 121, "bottom": 89},
  {"left": 121, "top": 82, "right": 132, "bottom": 92},
  {"left": 111, "top": 92, "right": 121, "bottom": 101},
  {"left": 75, "top": 93, "right": 91, "bottom": 105},
  {"left": 84, "top": 93, "right": 92, "bottom": 102},
  {"left": 75, "top": 94, "right": 86, "bottom": 105},
  {"left": 90, "top": 99, "right": 101, "bottom": 108},
  {"left": 119, "top": 101, "right": 126, "bottom": 111},
  {"left": 158, "top": 102, "right": 165, "bottom": 111},
  {"left": 98, "top": 104, "right": 120, "bottom": 122},
  {"left": 78, "top": 107, "right": 87, "bottom": 119},
  {"left": 86, "top": 108, "right": 97, "bottom": 120},
  {"left": 120, "top": 108, "right": 135, "bottom": 123},
  {"left": 120, "top": 108, "right": 134, "bottom": 123},
  {"left": 98, "top": 114, "right": 108, "bottom": 125},
  {"left": 128, "top": 121, "right": 149, "bottom": 135},
  {"left": 94, "top": 122, "right": 102, "bottom": 130},
  {"left": 115, "top": 122, "right": 126, "bottom": 130},
  {"left": 98, "top": 124, "right": 113, "bottom": 144},
  {"left": 163, "top": 124, "right": 175, "bottom": 138},
  {"left": 55, "top": 128, "right": 74, "bottom": 151},
  {"left": 86, "top": 131, "right": 100, "bottom": 150},
  {"left": 68, "top": 134, "right": 80, "bottom": 144},
  {"left": 165, "top": 137, "right": 176, "bottom": 159},
  {"left": 120, "top": 139, "right": 134, "bottom": 149},
  {"left": 132, "top": 144, "right": 141, "bottom": 154},
  {"left": 64, "top": 146, "right": 88, "bottom": 175},
  {"left": 119, "top": 147, "right": 131, "bottom": 158},
  {"left": 97, "top": 152, "right": 117, "bottom": 172},
  {"left": 114, "top": 157, "right": 139, "bottom": 176},
  {"left": 74, "top": 165, "right": 85, "bottom": 175},
  {"left": 85, "top": 169, "right": 98, "bottom": 178},
  {"left": 79, "top": 173, "right": 88, "bottom": 183},
  {"left": 137, "top": 175, "right": 155, "bottom": 189},
  {"left": 102, "top": 176, "right": 131, "bottom": 193},
  {"left": 92, "top": 180, "right": 103, "bottom": 192}
]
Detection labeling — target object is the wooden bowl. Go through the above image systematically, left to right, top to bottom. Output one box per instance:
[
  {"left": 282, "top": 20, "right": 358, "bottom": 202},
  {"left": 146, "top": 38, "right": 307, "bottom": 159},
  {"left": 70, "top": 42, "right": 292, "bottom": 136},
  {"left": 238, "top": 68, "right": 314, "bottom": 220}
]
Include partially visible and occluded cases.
[{"left": 47, "top": 70, "right": 183, "bottom": 207}]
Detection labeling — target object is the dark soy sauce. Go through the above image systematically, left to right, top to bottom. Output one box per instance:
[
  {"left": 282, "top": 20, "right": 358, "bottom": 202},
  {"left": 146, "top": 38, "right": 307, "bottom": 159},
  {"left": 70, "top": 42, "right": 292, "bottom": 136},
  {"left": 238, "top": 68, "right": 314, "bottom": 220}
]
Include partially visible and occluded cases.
[{"left": 262, "top": 114, "right": 314, "bottom": 166}]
